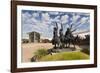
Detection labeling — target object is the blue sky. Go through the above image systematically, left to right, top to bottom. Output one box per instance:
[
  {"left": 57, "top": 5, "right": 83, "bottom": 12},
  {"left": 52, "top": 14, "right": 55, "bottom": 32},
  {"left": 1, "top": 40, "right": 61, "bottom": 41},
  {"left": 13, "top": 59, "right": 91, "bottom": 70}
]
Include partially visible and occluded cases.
[{"left": 21, "top": 10, "right": 90, "bottom": 39}]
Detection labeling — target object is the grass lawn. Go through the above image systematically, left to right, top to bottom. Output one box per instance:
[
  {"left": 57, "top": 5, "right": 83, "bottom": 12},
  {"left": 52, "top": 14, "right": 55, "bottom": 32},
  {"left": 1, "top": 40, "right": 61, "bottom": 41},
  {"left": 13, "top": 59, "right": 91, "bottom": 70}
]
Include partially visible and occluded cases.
[{"left": 40, "top": 51, "right": 89, "bottom": 61}]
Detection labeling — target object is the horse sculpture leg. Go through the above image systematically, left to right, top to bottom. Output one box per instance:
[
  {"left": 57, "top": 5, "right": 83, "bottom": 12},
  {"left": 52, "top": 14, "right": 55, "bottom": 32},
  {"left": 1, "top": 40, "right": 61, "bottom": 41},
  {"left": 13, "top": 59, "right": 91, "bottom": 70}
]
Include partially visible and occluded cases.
[
  {"left": 68, "top": 40, "right": 70, "bottom": 48},
  {"left": 72, "top": 40, "right": 76, "bottom": 51},
  {"left": 65, "top": 42, "right": 68, "bottom": 48},
  {"left": 73, "top": 42, "right": 75, "bottom": 49},
  {"left": 54, "top": 43, "right": 56, "bottom": 49}
]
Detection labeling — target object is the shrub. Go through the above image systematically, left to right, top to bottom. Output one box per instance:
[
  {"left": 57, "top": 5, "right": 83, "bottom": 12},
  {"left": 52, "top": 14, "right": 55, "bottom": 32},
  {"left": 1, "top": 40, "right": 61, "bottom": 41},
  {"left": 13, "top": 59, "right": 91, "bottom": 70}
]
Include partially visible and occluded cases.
[
  {"left": 34, "top": 49, "right": 48, "bottom": 60},
  {"left": 81, "top": 49, "right": 90, "bottom": 55}
]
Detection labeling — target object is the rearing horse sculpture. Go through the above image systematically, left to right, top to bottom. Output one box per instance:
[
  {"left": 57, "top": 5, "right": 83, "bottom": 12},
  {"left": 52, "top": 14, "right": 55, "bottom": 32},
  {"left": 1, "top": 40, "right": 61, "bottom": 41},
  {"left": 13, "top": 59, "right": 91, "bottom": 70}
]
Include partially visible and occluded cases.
[
  {"left": 52, "top": 22, "right": 60, "bottom": 49},
  {"left": 59, "top": 23, "right": 65, "bottom": 49},
  {"left": 64, "top": 28, "right": 79, "bottom": 49}
]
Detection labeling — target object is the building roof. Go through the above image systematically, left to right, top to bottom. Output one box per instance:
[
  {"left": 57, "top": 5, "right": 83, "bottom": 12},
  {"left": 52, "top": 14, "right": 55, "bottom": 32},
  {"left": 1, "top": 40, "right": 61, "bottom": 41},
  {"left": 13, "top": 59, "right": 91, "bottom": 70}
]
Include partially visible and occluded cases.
[{"left": 27, "top": 31, "right": 40, "bottom": 35}]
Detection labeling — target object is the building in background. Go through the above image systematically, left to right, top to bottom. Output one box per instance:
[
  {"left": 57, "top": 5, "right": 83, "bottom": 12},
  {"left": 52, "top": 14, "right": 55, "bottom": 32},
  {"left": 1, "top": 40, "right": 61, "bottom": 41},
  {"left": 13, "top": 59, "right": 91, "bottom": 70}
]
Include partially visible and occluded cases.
[{"left": 28, "top": 31, "right": 40, "bottom": 43}]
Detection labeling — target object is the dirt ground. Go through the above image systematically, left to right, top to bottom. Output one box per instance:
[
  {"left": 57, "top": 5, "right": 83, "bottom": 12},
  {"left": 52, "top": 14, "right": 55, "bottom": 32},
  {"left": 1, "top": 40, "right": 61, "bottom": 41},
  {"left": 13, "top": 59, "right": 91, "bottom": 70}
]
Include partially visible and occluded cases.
[{"left": 21, "top": 43, "right": 89, "bottom": 62}]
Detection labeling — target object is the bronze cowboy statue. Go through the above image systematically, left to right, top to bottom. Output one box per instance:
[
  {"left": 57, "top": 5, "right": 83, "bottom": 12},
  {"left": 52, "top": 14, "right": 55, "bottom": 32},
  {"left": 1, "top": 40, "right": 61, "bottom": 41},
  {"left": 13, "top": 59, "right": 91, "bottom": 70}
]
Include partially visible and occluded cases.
[
  {"left": 52, "top": 22, "right": 60, "bottom": 49},
  {"left": 52, "top": 22, "right": 79, "bottom": 49},
  {"left": 59, "top": 23, "right": 64, "bottom": 49},
  {"left": 64, "top": 28, "right": 80, "bottom": 49},
  {"left": 64, "top": 28, "right": 75, "bottom": 48}
]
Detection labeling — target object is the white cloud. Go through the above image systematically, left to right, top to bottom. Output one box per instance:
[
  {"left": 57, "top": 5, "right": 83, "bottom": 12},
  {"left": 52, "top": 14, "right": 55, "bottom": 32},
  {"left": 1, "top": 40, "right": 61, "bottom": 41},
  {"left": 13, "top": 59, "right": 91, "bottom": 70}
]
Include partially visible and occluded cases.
[
  {"left": 22, "top": 12, "right": 32, "bottom": 24},
  {"left": 22, "top": 12, "right": 32, "bottom": 19},
  {"left": 22, "top": 12, "right": 42, "bottom": 34},
  {"left": 32, "top": 12, "right": 39, "bottom": 18},
  {"left": 41, "top": 12, "right": 61, "bottom": 26},
  {"left": 42, "top": 13, "right": 50, "bottom": 22},
  {"left": 71, "top": 13, "right": 80, "bottom": 23},
  {"left": 71, "top": 14, "right": 89, "bottom": 30},
  {"left": 61, "top": 15, "right": 69, "bottom": 24},
  {"left": 50, "top": 16, "right": 60, "bottom": 23},
  {"left": 75, "top": 16, "right": 89, "bottom": 28},
  {"left": 24, "top": 17, "right": 38, "bottom": 25},
  {"left": 80, "top": 17, "right": 89, "bottom": 24}
]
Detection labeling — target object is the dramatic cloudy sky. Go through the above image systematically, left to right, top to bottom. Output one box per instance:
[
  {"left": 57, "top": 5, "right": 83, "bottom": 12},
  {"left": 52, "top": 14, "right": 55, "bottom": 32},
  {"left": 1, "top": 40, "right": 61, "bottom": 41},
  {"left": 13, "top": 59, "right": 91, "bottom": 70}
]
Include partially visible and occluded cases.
[{"left": 21, "top": 10, "right": 90, "bottom": 39}]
